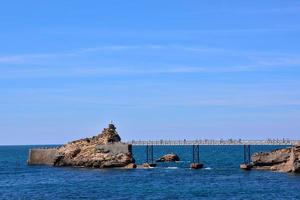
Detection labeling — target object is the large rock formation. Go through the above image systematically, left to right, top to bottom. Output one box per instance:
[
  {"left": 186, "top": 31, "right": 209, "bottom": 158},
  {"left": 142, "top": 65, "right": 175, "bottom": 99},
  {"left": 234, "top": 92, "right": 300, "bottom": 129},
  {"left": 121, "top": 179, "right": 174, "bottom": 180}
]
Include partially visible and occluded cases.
[
  {"left": 53, "top": 123, "right": 134, "bottom": 168},
  {"left": 98, "top": 123, "right": 121, "bottom": 144},
  {"left": 252, "top": 144, "right": 300, "bottom": 173},
  {"left": 156, "top": 153, "right": 180, "bottom": 162}
]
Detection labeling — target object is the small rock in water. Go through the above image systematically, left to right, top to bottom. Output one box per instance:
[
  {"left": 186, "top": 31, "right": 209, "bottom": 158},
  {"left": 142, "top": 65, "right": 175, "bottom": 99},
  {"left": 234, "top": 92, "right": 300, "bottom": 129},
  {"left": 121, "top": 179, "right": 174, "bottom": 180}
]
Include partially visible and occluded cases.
[
  {"left": 156, "top": 153, "right": 180, "bottom": 162},
  {"left": 124, "top": 163, "right": 137, "bottom": 169},
  {"left": 143, "top": 163, "right": 156, "bottom": 168},
  {"left": 240, "top": 163, "right": 252, "bottom": 170}
]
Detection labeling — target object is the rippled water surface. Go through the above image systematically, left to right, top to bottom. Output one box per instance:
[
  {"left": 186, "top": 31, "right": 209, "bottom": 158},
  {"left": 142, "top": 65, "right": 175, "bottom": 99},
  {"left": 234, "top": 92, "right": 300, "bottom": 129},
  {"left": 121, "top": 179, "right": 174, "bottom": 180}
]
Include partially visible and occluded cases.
[{"left": 0, "top": 145, "right": 300, "bottom": 199}]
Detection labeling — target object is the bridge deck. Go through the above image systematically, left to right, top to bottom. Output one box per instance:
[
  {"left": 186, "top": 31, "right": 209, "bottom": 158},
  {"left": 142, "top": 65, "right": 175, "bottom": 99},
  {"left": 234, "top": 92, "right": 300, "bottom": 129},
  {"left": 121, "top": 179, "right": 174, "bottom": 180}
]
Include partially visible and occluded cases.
[{"left": 128, "top": 139, "right": 299, "bottom": 146}]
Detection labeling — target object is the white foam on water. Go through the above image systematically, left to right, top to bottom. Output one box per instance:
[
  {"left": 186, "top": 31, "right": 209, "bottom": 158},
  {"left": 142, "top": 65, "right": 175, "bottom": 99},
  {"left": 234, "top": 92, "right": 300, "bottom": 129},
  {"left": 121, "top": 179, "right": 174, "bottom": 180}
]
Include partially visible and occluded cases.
[
  {"left": 165, "top": 167, "right": 178, "bottom": 169},
  {"left": 204, "top": 167, "right": 212, "bottom": 170}
]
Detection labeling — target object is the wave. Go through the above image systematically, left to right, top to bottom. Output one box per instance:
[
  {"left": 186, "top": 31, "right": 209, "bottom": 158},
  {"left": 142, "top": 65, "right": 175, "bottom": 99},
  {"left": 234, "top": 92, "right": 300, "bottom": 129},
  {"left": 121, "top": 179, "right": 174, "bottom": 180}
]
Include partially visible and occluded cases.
[{"left": 165, "top": 167, "right": 178, "bottom": 169}]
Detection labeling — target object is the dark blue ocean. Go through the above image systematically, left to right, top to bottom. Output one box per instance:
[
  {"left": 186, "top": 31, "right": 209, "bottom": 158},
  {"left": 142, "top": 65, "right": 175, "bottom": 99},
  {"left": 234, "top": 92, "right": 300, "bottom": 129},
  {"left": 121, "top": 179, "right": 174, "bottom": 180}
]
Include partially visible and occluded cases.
[{"left": 1, "top": 145, "right": 300, "bottom": 199}]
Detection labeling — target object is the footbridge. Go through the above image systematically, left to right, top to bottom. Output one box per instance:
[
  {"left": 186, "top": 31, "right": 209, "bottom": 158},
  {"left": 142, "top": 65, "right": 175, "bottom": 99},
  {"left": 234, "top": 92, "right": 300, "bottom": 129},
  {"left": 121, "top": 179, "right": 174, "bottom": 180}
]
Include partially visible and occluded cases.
[{"left": 128, "top": 139, "right": 299, "bottom": 146}]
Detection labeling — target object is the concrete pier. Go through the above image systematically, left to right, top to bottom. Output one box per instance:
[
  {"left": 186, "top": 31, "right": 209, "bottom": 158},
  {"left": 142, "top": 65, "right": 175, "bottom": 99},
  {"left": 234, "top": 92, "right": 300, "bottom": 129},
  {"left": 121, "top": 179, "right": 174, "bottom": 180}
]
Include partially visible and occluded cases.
[{"left": 27, "top": 148, "right": 58, "bottom": 165}]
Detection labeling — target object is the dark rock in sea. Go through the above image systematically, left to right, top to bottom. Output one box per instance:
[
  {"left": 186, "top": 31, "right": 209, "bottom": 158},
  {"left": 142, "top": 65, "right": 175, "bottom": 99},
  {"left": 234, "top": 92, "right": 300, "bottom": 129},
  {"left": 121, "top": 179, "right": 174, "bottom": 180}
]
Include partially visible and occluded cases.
[
  {"left": 53, "top": 123, "right": 134, "bottom": 168},
  {"left": 252, "top": 144, "right": 300, "bottom": 173},
  {"left": 156, "top": 153, "right": 180, "bottom": 162},
  {"left": 190, "top": 163, "right": 203, "bottom": 169},
  {"left": 240, "top": 163, "right": 252, "bottom": 170}
]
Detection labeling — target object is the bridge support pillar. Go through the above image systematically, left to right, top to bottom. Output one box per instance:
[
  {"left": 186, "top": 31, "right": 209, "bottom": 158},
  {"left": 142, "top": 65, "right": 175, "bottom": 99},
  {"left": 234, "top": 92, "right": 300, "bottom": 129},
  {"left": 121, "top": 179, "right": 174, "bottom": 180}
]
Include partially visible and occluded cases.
[
  {"left": 143, "top": 144, "right": 156, "bottom": 168},
  {"left": 190, "top": 144, "right": 203, "bottom": 169},
  {"left": 240, "top": 145, "right": 252, "bottom": 170}
]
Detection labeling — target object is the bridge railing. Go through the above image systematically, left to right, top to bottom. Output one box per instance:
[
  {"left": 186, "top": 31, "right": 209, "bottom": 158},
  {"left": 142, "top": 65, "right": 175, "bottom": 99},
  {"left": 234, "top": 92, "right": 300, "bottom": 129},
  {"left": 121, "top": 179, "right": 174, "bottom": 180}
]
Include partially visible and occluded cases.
[{"left": 127, "top": 139, "right": 299, "bottom": 146}]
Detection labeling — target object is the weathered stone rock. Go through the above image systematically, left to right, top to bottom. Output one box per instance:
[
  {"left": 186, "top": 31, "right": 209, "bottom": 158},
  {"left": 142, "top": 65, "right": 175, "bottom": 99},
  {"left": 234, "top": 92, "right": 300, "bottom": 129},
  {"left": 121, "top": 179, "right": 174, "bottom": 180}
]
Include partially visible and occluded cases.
[
  {"left": 53, "top": 123, "right": 133, "bottom": 168},
  {"left": 98, "top": 123, "right": 121, "bottom": 144},
  {"left": 252, "top": 145, "right": 300, "bottom": 173},
  {"left": 252, "top": 148, "right": 291, "bottom": 166},
  {"left": 156, "top": 153, "right": 180, "bottom": 162},
  {"left": 124, "top": 163, "right": 137, "bottom": 169},
  {"left": 240, "top": 163, "right": 252, "bottom": 170}
]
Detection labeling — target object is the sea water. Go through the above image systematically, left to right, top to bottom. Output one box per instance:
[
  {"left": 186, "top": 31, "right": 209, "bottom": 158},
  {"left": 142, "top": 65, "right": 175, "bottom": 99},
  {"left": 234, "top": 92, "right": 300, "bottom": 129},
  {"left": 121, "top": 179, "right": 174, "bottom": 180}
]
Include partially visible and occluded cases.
[{"left": 0, "top": 145, "right": 300, "bottom": 199}]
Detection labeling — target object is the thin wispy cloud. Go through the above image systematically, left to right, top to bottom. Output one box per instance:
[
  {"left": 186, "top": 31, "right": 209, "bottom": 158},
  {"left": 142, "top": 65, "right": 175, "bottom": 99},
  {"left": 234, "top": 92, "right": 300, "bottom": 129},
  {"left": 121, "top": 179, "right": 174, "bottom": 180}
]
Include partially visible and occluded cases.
[
  {"left": 197, "top": 5, "right": 300, "bottom": 15},
  {"left": 244, "top": 6, "right": 300, "bottom": 14},
  {"left": 0, "top": 43, "right": 297, "bottom": 64},
  {"left": 0, "top": 44, "right": 300, "bottom": 79},
  {"left": 0, "top": 44, "right": 260, "bottom": 65},
  {"left": 78, "top": 44, "right": 224, "bottom": 53},
  {"left": 0, "top": 45, "right": 172, "bottom": 64},
  {"left": 0, "top": 53, "right": 76, "bottom": 64},
  {"left": 254, "top": 56, "right": 300, "bottom": 66},
  {"left": 0, "top": 63, "right": 297, "bottom": 80},
  {"left": 0, "top": 66, "right": 211, "bottom": 79},
  {"left": 2, "top": 87, "right": 300, "bottom": 108}
]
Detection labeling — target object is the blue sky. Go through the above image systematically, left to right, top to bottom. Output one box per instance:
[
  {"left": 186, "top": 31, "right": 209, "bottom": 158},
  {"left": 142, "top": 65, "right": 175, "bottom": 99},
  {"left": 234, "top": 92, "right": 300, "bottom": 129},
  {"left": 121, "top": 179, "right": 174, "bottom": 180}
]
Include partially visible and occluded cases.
[{"left": 1, "top": 0, "right": 300, "bottom": 144}]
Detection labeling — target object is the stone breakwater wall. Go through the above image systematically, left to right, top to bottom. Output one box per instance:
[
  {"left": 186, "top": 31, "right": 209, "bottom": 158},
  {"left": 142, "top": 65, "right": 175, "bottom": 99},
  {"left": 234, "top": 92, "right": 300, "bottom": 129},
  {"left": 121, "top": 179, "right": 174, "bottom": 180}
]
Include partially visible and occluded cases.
[
  {"left": 28, "top": 144, "right": 132, "bottom": 166},
  {"left": 27, "top": 148, "right": 58, "bottom": 165}
]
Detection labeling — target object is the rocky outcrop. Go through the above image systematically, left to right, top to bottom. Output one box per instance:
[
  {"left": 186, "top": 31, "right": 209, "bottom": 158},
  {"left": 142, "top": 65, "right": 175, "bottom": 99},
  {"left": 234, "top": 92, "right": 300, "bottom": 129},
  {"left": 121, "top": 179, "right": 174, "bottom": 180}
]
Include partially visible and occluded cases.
[
  {"left": 53, "top": 123, "right": 134, "bottom": 168},
  {"left": 98, "top": 123, "right": 121, "bottom": 144},
  {"left": 252, "top": 144, "right": 300, "bottom": 173},
  {"left": 156, "top": 153, "right": 180, "bottom": 162}
]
